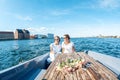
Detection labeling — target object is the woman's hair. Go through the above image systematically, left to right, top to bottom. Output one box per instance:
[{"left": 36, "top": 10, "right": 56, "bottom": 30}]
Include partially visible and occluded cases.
[
  {"left": 64, "top": 34, "right": 70, "bottom": 39},
  {"left": 54, "top": 36, "right": 60, "bottom": 42}
]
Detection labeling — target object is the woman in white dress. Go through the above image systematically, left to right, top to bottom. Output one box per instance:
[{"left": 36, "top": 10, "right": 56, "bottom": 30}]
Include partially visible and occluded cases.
[
  {"left": 62, "top": 34, "right": 75, "bottom": 53},
  {"left": 47, "top": 36, "right": 62, "bottom": 63}
]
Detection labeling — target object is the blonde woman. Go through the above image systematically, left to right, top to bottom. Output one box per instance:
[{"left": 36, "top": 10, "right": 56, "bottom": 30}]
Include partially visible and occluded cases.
[{"left": 62, "top": 34, "right": 75, "bottom": 53}]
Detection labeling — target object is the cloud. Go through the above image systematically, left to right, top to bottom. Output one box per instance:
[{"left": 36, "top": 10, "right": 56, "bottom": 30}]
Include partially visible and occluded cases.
[
  {"left": 73, "top": 0, "right": 120, "bottom": 10},
  {"left": 98, "top": 0, "right": 120, "bottom": 9},
  {"left": 50, "top": 9, "right": 70, "bottom": 16},
  {"left": 4, "top": 12, "right": 32, "bottom": 21},
  {"left": 15, "top": 15, "right": 32, "bottom": 21},
  {"left": 27, "top": 27, "right": 48, "bottom": 34}
]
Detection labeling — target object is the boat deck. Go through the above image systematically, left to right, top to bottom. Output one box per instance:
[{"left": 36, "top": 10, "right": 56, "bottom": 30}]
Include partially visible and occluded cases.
[{"left": 41, "top": 52, "right": 118, "bottom": 80}]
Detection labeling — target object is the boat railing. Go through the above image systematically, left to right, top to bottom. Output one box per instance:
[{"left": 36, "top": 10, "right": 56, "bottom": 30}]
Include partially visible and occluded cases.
[{"left": 0, "top": 53, "right": 49, "bottom": 80}]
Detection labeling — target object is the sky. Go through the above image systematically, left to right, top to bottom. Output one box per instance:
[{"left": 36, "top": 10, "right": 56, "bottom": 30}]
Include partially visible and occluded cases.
[{"left": 0, "top": 0, "right": 120, "bottom": 37}]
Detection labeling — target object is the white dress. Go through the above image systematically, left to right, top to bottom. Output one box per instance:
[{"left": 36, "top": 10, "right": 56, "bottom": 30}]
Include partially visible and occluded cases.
[
  {"left": 62, "top": 42, "right": 74, "bottom": 53},
  {"left": 47, "top": 43, "right": 62, "bottom": 63}
]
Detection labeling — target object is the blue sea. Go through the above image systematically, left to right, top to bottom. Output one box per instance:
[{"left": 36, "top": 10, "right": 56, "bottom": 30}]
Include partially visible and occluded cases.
[{"left": 0, "top": 38, "right": 120, "bottom": 71}]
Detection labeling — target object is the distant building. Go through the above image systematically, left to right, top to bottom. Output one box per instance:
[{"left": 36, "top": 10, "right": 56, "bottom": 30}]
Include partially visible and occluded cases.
[
  {"left": 14, "top": 29, "right": 30, "bottom": 39},
  {"left": 14, "top": 29, "right": 24, "bottom": 39},
  {"left": 22, "top": 29, "right": 30, "bottom": 39},
  {"left": 0, "top": 31, "right": 14, "bottom": 40},
  {"left": 47, "top": 33, "right": 54, "bottom": 38},
  {"left": 38, "top": 34, "right": 47, "bottom": 39},
  {"left": 97, "top": 34, "right": 120, "bottom": 38},
  {"left": 30, "top": 35, "right": 38, "bottom": 39},
  {"left": 34, "top": 35, "right": 38, "bottom": 39}
]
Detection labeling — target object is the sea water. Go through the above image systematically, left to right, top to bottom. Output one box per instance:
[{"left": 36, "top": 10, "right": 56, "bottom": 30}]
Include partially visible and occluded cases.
[{"left": 0, "top": 38, "right": 120, "bottom": 71}]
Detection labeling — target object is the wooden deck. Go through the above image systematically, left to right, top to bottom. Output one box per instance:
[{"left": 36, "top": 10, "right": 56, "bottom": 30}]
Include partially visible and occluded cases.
[{"left": 41, "top": 52, "right": 118, "bottom": 80}]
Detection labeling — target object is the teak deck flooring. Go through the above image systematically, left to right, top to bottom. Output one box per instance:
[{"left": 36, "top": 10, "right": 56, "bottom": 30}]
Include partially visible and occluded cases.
[{"left": 42, "top": 52, "right": 118, "bottom": 80}]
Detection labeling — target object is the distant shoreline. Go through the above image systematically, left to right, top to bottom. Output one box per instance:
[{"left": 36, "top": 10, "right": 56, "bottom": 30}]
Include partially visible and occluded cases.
[{"left": 0, "top": 37, "right": 119, "bottom": 41}]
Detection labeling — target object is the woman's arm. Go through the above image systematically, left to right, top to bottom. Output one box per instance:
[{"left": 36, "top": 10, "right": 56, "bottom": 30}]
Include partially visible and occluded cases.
[
  {"left": 50, "top": 46, "right": 54, "bottom": 54},
  {"left": 72, "top": 46, "right": 75, "bottom": 53},
  {"left": 62, "top": 48, "right": 65, "bottom": 53}
]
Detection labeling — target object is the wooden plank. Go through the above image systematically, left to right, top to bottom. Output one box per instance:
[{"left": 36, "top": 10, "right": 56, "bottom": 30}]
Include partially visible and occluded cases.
[
  {"left": 41, "top": 52, "right": 118, "bottom": 80},
  {"left": 79, "top": 52, "right": 118, "bottom": 80},
  {"left": 80, "top": 53, "right": 106, "bottom": 80},
  {"left": 87, "top": 53, "right": 117, "bottom": 79},
  {"left": 42, "top": 54, "right": 61, "bottom": 79},
  {"left": 90, "top": 63, "right": 110, "bottom": 80},
  {"left": 47, "top": 65, "right": 57, "bottom": 80},
  {"left": 79, "top": 67, "right": 87, "bottom": 80},
  {"left": 88, "top": 67, "right": 103, "bottom": 80},
  {"left": 76, "top": 68, "right": 83, "bottom": 80},
  {"left": 51, "top": 69, "right": 60, "bottom": 80},
  {"left": 82, "top": 69, "right": 92, "bottom": 80},
  {"left": 86, "top": 69, "right": 96, "bottom": 80},
  {"left": 51, "top": 71, "right": 59, "bottom": 80},
  {"left": 57, "top": 71, "right": 62, "bottom": 80},
  {"left": 71, "top": 71, "right": 77, "bottom": 80},
  {"left": 64, "top": 73, "right": 69, "bottom": 80}
]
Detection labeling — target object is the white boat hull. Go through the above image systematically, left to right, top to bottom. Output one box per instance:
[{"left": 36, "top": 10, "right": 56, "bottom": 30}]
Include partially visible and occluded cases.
[{"left": 0, "top": 53, "right": 49, "bottom": 80}]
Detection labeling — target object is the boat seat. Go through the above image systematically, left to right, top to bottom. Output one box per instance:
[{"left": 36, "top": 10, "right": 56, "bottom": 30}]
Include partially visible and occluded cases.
[{"left": 35, "top": 69, "right": 46, "bottom": 80}]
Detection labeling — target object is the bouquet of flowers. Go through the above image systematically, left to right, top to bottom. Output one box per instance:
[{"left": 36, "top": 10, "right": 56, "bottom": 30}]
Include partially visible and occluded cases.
[{"left": 56, "top": 57, "right": 85, "bottom": 73}]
